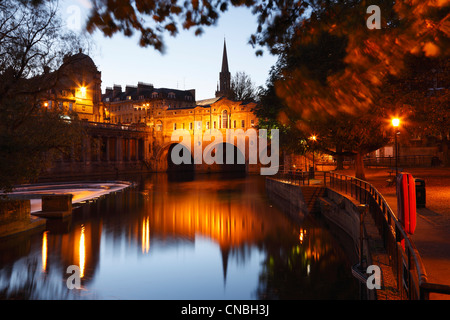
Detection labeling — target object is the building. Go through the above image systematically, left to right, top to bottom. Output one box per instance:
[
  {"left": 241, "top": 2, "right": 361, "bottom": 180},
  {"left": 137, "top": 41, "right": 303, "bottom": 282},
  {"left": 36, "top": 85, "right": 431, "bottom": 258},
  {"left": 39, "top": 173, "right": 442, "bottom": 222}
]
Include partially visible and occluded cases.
[
  {"left": 215, "top": 39, "right": 234, "bottom": 99},
  {"left": 39, "top": 41, "right": 263, "bottom": 179},
  {"left": 36, "top": 49, "right": 103, "bottom": 122},
  {"left": 102, "top": 83, "right": 196, "bottom": 125}
]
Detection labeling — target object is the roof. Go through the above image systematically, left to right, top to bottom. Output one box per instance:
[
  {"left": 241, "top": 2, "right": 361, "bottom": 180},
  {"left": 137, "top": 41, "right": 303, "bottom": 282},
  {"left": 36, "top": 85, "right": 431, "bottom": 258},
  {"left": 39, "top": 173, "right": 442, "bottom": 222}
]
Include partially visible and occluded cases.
[
  {"left": 102, "top": 85, "right": 195, "bottom": 103},
  {"left": 196, "top": 97, "right": 222, "bottom": 106}
]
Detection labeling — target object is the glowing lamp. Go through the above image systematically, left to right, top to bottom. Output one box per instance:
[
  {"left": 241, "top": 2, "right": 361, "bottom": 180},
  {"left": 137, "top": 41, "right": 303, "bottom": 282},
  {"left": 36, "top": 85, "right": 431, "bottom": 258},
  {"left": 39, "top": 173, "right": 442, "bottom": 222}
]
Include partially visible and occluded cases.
[
  {"left": 79, "top": 86, "right": 86, "bottom": 97},
  {"left": 392, "top": 118, "right": 400, "bottom": 127}
]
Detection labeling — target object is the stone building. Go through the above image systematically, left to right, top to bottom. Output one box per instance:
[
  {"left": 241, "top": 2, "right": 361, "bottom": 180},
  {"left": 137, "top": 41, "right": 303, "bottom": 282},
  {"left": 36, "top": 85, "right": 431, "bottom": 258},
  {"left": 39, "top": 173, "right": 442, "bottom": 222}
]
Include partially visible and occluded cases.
[
  {"left": 215, "top": 39, "right": 234, "bottom": 99},
  {"left": 40, "top": 41, "right": 263, "bottom": 179},
  {"left": 36, "top": 49, "right": 103, "bottom": 122},
  {"left": 102, "top": 82, "right": 196, "bottom": 125}
]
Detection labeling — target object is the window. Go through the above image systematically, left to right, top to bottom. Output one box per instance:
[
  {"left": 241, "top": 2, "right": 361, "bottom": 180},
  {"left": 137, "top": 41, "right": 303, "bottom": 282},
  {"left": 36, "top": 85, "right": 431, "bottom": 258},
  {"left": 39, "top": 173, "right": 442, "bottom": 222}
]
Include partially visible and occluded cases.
[
  {"left": 222, "top": 110, "right": 228, "bottom": 128},
  {"left": 251, "top": 119, "right": 255, "bottom": 126},
  {"left": 233, "top": 120, "right": 236, "bottom": 128},
  {"left": 241, "top": 120, "right": 245, "bottom": 128},
  {"left": 156, "top": 121, "right": 162, "bottom": 131},
  {"left": 206, "top": 121, "right": 210, "bottom": 129},
  {"left": 214, "top": 121, "right": 217, "bottom": 129},
  {"left": 189, "top": 122, "right": 193, "bottom": 130},
  {"left": 173, "top": 123, "right": 177, "bottom": 130}
]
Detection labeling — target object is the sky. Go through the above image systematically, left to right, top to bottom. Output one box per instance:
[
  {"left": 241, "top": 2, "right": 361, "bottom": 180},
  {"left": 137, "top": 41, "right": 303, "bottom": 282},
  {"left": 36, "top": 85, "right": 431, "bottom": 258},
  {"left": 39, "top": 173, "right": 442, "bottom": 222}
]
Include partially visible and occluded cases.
[{"left": 61, "top": 0, "right": 278, "bottom": 101}]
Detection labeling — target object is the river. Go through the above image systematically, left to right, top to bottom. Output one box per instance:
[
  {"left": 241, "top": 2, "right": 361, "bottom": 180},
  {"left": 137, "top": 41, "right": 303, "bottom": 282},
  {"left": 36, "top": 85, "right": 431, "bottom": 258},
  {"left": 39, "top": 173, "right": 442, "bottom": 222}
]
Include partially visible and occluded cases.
[{"left": 0, "top": 173, "right": 359, "bottom": 299}]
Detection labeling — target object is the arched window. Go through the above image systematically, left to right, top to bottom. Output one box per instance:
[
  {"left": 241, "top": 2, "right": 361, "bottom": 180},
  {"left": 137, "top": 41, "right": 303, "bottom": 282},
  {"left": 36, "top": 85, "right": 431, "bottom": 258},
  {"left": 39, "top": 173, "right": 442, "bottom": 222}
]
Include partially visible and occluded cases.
[
  {"left": 222, "top": 110, "right": 228, "bottom": 129},
  {"left": 156, "top": 120, "right": 163, "bottom": 131}
]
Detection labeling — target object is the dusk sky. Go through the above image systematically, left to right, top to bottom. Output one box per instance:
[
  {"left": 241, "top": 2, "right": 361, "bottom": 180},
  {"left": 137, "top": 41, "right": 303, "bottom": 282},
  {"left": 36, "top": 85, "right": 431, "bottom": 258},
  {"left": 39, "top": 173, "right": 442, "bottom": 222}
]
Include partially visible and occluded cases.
[{"left": 61, "top": 0, "right": 278, "bottom": 100}]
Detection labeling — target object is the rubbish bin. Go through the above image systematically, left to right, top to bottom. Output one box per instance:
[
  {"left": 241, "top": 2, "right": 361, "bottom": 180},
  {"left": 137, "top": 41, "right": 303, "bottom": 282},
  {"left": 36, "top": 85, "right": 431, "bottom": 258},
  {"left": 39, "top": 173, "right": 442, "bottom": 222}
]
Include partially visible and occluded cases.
[{"left": 415, "top": 178, "right": 426, "bottom": 208}]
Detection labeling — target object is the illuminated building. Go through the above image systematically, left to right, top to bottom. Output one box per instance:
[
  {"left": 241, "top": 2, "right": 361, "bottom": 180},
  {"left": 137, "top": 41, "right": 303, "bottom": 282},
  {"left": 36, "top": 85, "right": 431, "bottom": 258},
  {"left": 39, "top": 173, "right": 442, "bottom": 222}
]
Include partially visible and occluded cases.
[{"left": 36, "top": 49, "right": 103, "bottom": 122}]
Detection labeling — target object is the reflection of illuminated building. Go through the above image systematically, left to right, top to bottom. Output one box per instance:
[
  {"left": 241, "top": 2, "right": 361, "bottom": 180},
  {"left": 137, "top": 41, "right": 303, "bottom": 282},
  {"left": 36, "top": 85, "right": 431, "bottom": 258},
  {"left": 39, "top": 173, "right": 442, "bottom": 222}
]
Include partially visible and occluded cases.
[
  {"left": 132, "top": 176, "right": 296, "bottom": 281},
  {"left": 142, "top": 217, "right": 150, "bottom": 254},
  {"left": 41, "top": 218, "right": 102, "bottom": 283},
  {"left": 42, "top": 231, "right": 48, "bottom": 273}
]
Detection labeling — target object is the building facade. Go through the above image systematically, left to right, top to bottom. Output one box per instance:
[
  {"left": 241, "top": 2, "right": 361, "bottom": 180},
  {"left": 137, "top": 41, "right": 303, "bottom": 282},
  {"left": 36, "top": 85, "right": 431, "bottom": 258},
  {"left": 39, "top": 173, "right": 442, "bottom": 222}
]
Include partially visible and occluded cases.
[
  {"left": 39, "top": 42, "right": 263, "bottom": 179},
  {"left": 37, "top": 49, "right": 103, "bottom": 122},
  {"left": 102, "top": 82, "right": 196, "bottom": 125}
]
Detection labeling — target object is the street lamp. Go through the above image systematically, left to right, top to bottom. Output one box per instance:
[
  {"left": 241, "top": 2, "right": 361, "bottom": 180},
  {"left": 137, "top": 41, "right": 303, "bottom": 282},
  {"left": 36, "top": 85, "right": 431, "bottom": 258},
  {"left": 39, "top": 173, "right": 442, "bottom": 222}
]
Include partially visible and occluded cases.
[
  {"left": 392, "top": 118, "right": 400, "bottom": 179},
  {"left": 309, "top": 135, "right": 317, "bottom": 178}
]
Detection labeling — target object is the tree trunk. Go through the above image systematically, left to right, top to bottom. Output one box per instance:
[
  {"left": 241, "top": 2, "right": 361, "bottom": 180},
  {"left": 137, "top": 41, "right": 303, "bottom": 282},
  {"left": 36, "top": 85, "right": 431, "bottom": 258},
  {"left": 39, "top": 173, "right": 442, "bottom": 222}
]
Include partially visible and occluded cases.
[
  {"left": 335, "top": 143, "right": 344, "bottom": 170},
  {"left": 354, "top": 151, "right": 366, "bottom": 180}
]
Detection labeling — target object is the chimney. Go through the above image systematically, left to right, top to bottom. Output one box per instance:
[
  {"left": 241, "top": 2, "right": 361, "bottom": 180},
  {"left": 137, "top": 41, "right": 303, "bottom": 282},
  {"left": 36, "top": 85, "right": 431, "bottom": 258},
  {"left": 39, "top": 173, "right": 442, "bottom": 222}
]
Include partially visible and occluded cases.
[
  {"left": 137, "top": 82, "right": 153, "bottom": 95},
  {"left": 113, "top": 84, "right": 122, "bottom": 97},
  {"left": 125, "top": 85, "right": 136, "bottom": 94},
  {"left": 105, "top": 87, "right": 113, "bottom": 95}
]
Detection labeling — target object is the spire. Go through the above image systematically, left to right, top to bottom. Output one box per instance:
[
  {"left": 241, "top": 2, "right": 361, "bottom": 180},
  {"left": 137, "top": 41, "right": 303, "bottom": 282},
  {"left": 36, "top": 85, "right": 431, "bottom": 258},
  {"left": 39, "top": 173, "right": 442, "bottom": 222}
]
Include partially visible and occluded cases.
[
  {"left": 215, "top": 38, "right": 232, "bottom": 99},
  {"left": 221, "top": 38, "right": 229, "bottom": 73}
]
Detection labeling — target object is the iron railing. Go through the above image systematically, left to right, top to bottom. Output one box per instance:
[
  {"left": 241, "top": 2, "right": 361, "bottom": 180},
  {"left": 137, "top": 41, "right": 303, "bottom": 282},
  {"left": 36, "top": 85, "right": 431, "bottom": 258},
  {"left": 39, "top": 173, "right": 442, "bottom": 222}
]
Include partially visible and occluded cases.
[
  {"left": 364, "top": 155, "right": 440, "bottom": 168},
  {"left": 270, "top": 169, "right": 450, "bottom": 299},
  {"left": 324, "top": 172, "right": 450, "bottom": 300}
]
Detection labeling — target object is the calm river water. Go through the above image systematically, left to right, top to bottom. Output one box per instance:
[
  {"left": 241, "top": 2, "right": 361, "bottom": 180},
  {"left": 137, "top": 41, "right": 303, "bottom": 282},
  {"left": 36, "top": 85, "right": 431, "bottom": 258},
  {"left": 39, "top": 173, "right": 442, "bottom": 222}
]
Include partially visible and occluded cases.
[{"left": 0, "top": 174, "right": 359, "bottom": 299}]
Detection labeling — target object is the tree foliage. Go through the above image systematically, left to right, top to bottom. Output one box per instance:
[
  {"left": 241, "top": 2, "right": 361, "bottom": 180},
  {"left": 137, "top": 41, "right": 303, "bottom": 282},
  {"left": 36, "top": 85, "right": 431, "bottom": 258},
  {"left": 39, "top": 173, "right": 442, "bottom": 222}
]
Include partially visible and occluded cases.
[
  {"left": 0, "top": 0, "right": 89, "bottom": 192},
  {"left": 230, "top": 71, "right": 257, "bottom": 102}
]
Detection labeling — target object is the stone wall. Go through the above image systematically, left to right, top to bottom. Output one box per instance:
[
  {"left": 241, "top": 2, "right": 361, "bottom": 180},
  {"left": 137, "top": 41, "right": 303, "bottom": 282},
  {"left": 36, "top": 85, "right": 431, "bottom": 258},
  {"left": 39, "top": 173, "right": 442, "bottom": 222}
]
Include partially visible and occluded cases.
[{"left": 0, "top": 199, "right": 45, "bottom": 238}]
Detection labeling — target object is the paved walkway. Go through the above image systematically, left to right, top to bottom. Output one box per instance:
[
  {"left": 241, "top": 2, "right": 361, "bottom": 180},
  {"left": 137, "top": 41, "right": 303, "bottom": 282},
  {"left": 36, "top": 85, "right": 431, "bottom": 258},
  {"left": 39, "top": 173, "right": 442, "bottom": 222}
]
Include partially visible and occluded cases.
[{"left": 335, "top": 167, "right": 450, "bottom": 300}]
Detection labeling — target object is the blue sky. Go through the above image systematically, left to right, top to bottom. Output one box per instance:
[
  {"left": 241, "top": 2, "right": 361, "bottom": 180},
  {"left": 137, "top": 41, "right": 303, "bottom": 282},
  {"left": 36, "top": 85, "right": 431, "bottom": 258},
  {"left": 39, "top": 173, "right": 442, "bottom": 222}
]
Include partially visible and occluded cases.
[{"left": 61, "top": 0, "right": 278, "bottom": 100}]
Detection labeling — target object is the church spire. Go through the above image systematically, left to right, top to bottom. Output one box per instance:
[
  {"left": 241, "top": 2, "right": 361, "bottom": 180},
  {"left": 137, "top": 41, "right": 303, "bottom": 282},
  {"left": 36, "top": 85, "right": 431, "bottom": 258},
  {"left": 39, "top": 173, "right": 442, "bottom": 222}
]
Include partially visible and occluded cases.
[
  {"left": 221, "top": 38, "right": 229, "bottom": 73},
  {"left": 215, "top": 39, "right": 232, "bottom": 98}
]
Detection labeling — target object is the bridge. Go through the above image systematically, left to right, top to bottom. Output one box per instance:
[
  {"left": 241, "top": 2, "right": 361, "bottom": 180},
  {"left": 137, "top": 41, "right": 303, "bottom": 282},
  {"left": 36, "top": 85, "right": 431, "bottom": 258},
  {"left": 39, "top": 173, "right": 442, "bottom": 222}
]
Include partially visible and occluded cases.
[{"left": 41, "top": 97, "right": 282, "bottom": 179}]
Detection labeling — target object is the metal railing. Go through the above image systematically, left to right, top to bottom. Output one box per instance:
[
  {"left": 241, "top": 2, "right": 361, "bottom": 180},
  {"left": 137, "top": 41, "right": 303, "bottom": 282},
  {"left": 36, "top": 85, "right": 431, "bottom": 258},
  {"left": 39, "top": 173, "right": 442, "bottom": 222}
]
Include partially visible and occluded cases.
[
  {"left": 364, "top": 155, "right": 440, "bottom": 168},
  {"left": 271, "top": 169, "right": 326, "bottom": 186},
  {"left": 323, "top": 172, "right": 450, "bottom": 300}
]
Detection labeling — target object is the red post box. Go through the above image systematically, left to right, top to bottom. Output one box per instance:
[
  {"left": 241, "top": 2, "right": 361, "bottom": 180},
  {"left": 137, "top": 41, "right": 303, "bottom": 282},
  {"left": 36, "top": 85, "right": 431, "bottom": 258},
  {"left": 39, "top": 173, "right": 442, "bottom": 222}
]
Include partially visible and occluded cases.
[{"left": 396, "top": 173, "right": 417, "bottom": 235}]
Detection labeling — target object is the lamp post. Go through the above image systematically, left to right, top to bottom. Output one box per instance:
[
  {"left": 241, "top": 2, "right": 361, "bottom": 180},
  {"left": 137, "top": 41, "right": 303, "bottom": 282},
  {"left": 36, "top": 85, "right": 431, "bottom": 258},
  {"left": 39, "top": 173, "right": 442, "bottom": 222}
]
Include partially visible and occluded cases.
[
  {"left": 392, "top": 118, "right": 400, "bottom": 179},
  {"left": 310, "top": 135, "right": 317, "bottom": 178}
]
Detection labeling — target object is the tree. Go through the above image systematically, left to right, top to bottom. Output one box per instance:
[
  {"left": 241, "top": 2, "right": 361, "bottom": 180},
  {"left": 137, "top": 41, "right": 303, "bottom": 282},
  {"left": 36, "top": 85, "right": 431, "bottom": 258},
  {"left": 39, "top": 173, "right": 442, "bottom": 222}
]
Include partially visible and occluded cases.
[
  {"left": 0, "top": 0, "right": 90, "bottom": 192},
  {"left": 382, "top": 54, "right": 450, "bottom": 165},
  {"left": 231, "top": 71, "right": 257, "bottom": 102}
]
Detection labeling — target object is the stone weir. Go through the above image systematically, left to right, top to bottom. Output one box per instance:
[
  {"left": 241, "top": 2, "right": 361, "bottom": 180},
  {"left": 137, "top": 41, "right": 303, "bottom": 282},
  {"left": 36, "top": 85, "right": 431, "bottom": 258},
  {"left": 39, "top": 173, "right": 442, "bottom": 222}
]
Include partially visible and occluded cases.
[{"left": 265, "top": 177, "right": 401, "bottom": 300}]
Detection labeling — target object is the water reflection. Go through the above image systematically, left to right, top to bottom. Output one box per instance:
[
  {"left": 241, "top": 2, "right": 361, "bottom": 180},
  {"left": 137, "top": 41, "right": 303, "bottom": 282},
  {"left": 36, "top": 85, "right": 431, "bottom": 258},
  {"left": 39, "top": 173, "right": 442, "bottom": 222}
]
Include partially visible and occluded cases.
[{"left": 0, "top": 174, "right": 358, "bottom": 299}]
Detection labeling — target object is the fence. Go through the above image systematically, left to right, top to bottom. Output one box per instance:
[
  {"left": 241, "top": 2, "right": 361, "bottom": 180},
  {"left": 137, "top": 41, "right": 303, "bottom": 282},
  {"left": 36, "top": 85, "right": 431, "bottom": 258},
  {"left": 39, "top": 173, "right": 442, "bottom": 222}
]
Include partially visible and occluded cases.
[
  {"left": 364, "top": 155, "right": 440, "bottom": 168},
  {"left": 270, "top": 169, "right": 450, "bottom": 299},
  {"left": 324, "top": 172, "right": 450, "bottom": 300}
]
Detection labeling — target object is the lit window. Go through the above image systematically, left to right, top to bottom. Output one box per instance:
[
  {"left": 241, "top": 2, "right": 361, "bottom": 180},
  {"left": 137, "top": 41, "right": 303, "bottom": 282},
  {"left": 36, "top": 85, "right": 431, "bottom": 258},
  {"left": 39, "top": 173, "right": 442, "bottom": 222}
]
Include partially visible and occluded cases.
[
  {"left": 79, "top": 86, "right": 86, "bottom": 98},
  {"left": 222, "top": 110, "right": 228, "bottom": 128}
]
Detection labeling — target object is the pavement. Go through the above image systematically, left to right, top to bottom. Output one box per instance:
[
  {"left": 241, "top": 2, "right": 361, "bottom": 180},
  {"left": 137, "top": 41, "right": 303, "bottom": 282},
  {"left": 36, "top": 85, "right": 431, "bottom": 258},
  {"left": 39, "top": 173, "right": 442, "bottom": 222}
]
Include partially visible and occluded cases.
[{"left": 335, "top": 167, "right": 450, "bottom": 300}]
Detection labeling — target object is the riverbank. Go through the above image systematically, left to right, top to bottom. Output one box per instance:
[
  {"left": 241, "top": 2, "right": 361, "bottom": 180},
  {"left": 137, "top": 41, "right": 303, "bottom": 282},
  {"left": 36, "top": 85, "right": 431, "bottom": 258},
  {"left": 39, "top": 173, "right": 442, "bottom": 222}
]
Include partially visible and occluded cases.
[{"left": 335, "top": 167, "right": 450, "bottom": 300}]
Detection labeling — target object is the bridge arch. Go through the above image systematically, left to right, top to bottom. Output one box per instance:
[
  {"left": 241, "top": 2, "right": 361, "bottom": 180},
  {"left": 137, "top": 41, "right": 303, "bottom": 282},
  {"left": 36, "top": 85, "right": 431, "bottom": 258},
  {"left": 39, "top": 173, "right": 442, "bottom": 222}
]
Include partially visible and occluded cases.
[{"left": 155, "top": 142, "right": 194, "bottom": 173}]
